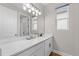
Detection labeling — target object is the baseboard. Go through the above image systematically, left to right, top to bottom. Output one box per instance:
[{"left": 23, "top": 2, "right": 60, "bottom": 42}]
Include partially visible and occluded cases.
[{"left": 53, "top": 50, "right": 72, "bottom": 56}]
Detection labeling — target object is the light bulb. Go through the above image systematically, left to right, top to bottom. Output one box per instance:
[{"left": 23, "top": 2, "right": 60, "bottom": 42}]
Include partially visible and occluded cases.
[
  {"left": 26, "top": 3, "right": 31, "bottom": 8},
  {"left": 23, "top": 5, "right": 26, "bottom": 10},
  {"left": 31, "top": 7, "right": 35, "bottom": 11},
  {"left": 28, "top": 9, "right": 32, "bottom": 13},
  {"left": 35, "top": 10, "right": 39, "bottom": 13},
  {"left": 32, "top": 12, "right": 35, "bottom": 15},
  {"left": 39, "top": 12, "right": 42, "bottom": 15},
  {"left": 35, "top": 13, "right": 38, "bottom": 16}
]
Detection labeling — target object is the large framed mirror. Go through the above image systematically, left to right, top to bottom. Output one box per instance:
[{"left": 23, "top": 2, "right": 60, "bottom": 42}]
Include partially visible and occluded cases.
[
  {"left": 0, "top": 3, "right": 45, "bottom": 39},
  {"left": 20, "top": 15, "right": 29, "bottom": 36}
]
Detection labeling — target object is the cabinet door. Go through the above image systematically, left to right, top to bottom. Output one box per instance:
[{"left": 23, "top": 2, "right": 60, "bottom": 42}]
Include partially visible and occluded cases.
[
  {"left": 45, "top": 37, "right": 53, "bottom": 56},
  {"left": 49, "top": 37, "right": 53, "bottom": 52},
  {"left": 14, "top": 41, "right": 44, "bottom": 56},
  {"left": 31, "top": 46, "right": 44, "bottom": 56}
]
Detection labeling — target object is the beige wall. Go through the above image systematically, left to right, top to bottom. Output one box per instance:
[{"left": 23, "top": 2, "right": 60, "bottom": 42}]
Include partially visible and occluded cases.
[{"left": 45, "top": 3, "right": 79, "bottom": 55}]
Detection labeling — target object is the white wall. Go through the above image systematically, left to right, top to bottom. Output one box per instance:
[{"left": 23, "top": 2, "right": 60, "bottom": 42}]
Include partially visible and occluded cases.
[
  {"left": 45, "top": 3, "right": 79, "bottom": 55},
  {"left": 33, "top": 4, "right": 45, "bottom": 34},
  {"left": 45, "top": 4, "right": 56, "bottom": 33},
  {"left": 55, "top": 4, "right": 79, "bottom": 55},
  {"left": 0, "top": 5, "right": 17, "bottom": 39},
  {"left": 38, "top": 13, "right": 45, "bottom": 34}
]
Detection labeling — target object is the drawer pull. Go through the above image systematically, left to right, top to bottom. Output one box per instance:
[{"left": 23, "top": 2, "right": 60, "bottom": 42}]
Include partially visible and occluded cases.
[{"left": 49, "top": 43, "right": 51, "bottom": 47}]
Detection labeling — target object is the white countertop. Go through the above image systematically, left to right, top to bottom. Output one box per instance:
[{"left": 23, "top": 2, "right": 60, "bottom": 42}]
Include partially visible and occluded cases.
[{"left": 0, "top": 33, "right": 53, "bottom": 56}]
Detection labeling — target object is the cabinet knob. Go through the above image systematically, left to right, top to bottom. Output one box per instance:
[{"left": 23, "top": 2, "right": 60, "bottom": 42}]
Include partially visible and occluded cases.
[{"left": 49, "top": 43, "right": 51, "bottom": 47}]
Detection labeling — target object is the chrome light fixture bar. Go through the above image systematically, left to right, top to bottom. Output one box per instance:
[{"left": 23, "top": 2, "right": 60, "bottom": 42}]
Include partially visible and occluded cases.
[{"left": 23, "top": 3, "right": 42, "bottom": 16}]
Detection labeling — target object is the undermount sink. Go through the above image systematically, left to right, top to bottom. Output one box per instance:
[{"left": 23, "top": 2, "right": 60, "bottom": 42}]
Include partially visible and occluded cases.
[
  {"left": 25, "top": 34, "right": 42, "bottom": 40},
  {"left": 26, "top": 36, "right": 35, "bottom": 40}
]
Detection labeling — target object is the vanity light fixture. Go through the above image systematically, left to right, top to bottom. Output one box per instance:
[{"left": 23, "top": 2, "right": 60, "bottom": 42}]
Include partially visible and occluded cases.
[{"left": 23, "top": 3, "right": 42, "bottom": 16}]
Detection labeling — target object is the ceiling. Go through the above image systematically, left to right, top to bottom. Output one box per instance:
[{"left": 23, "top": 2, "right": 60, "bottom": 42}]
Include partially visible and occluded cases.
[
  {"left": 0, "top": 3, "right": 46, "bottom": 16},
  {"left": 0, "top": 3, "right": 63, "bottom": 16},
  {"left": 41, "top": 3, "right": 50, "bottom": 6}
]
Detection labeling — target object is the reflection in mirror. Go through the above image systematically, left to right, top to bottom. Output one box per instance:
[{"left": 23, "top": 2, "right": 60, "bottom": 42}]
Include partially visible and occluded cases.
[
  {"left": 0, "top": 3, "right": 45, "bottom": 39},
  {"left": 20, "top": 15, "right": 29, "bottom": 36},
  {"left": 30, "top": 17, "right": 38, "bottom": 37}
]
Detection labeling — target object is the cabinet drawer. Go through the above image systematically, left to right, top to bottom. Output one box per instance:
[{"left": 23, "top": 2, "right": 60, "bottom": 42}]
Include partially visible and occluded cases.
[{"left": 13, "top": 42, "right": 44, "bottom": 56}]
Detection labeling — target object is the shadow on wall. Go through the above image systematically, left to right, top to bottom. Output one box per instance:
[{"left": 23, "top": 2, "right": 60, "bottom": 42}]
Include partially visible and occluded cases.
[
  {"left": 53, "top": 38, "right": 60, "bottom": 51},
  {"left": 53, "top": 39, "right": 65, "bottom": 51}
]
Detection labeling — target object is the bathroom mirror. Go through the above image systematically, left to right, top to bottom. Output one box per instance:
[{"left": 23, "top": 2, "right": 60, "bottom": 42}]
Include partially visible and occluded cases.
[
  {"left": 0, "top": 3, "right": 45, "bottom": 39},
  {"left": 20, "top": 15, "right": 29, "bottom": 36}
]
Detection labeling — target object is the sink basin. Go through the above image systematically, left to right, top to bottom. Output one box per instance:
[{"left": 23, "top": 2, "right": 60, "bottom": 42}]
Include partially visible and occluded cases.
[{"left": 26, "top": 36, "right": 35, "bottom": 40}]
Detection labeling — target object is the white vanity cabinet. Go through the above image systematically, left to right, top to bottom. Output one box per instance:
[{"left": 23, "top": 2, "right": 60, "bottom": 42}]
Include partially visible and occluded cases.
[
  {"left": 0, "top": 34, "right": 53, "bottom": 56},
  {"left": 9, "top": 36, "right": 53, "bottom": 56},
  {"left": 44, "top": 37, "right": 53, "bottom": 56},
  {"left": 14, "top": 41, "right": 45, "bottom": 56},
  {"left": 31, "top": 46, "right": 44, "bottom": 56}
]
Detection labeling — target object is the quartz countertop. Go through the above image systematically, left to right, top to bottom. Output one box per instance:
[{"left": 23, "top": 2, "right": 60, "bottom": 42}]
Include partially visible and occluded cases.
[{"left": 0, "top": 33, "right": 53, "bottom": 56}]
